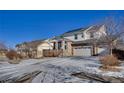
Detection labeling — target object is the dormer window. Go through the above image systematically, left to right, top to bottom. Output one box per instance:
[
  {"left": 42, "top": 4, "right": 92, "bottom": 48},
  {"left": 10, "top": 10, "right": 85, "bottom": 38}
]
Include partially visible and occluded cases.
[{"left": 74, "top": 34, "right": 78, "bottom": 40}]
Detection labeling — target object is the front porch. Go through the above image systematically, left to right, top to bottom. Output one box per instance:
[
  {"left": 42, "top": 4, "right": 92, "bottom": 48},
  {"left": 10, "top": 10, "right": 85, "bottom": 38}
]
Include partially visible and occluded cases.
[{"left": 46, "top": 38, "right": 73, "bottom": 57}]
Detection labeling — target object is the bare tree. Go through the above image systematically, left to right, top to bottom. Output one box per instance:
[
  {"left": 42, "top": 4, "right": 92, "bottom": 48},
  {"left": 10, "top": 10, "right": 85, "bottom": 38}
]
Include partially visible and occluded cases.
[
  {"left": 98, "top": 16, "right": 124, "bottom": 55},
  {"left": 0, "top": 41, "right": 7, "bottom": 50}
]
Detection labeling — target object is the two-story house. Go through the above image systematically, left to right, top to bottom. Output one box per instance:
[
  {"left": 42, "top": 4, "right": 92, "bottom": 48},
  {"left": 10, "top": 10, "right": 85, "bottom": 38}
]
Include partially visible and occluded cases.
[{"left": 51, "top": 24, "right": 106, "bottom": 56}]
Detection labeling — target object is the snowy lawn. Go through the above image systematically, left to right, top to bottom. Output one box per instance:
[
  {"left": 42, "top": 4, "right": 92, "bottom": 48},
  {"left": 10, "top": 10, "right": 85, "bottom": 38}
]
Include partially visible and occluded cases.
[{"left": 0, "top": 57, "right": 124, "bottom": 83}]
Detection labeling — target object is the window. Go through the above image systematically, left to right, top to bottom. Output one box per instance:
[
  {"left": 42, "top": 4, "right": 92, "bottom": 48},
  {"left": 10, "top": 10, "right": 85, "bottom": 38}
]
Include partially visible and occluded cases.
[
  {"left": 82, "top": 33, "right": 84, "bottom": 38},
  {"left": 90, "top": 33, "right": 94, "bottom": 38},
  {"left": 74, "top": 34, "right": 78, "bottom": 39},
  {"left": 58, "top": 41, "right": 62, "bottom": 50},
  {"left": 65, "top": 41, "right": 67, "bottom": 50},
  {"left": 65, "top": 41, "right": 67, "bottom": 44},
  {"left": 53, "top": 42, "right": 56, "bottom": 50},
  {"left": 65, "top": 45, "right": 67, "bottom": 50}
]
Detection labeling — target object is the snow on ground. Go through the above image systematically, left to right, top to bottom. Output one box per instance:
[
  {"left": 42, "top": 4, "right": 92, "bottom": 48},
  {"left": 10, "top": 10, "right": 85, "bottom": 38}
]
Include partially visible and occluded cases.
[{"left": 0, "top": 56, "right": 124, "bottom": 83}]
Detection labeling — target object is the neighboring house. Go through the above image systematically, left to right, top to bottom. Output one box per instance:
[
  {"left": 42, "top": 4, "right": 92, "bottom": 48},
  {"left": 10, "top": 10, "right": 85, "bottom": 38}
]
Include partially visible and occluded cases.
[
  {"left": 51, "top": 25, "right": 107, "bottom": 56},
  {"left": 16, "top": 39, "right": 53, "bottom": 58},
  {"left": 0, "top": 44, "right": 8, "bottom": 57},
  {"left": 0, "top": 49, "right": 7, "bottom": 57}
]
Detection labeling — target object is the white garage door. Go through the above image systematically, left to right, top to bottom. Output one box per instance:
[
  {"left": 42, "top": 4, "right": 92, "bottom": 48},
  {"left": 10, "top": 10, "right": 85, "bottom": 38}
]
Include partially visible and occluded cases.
[{"left": 73, "top": 47, "right": 91, "bottom": 56}]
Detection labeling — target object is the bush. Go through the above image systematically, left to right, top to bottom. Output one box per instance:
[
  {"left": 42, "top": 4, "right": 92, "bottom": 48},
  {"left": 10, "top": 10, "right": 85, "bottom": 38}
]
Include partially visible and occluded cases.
[
  {"left": 6, "top": 50, "right": 22, "bottom": 60},
  {"left": 99, "top": 55, "right": 119, "bottom": 67},
  {"left": 8, "top": 60, "right": 20, "bottom": 64}
]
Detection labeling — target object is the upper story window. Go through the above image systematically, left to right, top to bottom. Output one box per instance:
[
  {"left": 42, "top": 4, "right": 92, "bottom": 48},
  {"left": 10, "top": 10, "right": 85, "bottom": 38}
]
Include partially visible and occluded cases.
[
  {"left": 82, "top": 33, "right": 84, "bottom": 38},
  {"left": 90, "top": 33, "right": 94, "bottom": 38},
  {"left": 74, "top": 34, "right": 78, "bottom": 40}
]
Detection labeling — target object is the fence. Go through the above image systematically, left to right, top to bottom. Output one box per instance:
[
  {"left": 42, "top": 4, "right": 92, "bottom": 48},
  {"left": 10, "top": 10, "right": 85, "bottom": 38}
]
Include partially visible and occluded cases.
[
  {"left": 43, "top": 49, "right": 63, "bottom": 57},
  {"left": 112, "top": 49, "right": 124, "bottom": 60}
]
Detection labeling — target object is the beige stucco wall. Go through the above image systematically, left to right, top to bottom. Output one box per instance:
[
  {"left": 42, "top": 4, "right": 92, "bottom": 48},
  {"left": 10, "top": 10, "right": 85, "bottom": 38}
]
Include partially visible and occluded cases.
[
  {"left": 62, "top": 41, "right": 73, "bottom": 56},
  {"left": 37, "top": 42, "right": 53, "bottom": 58},
  {"left": 97, "top": 47, "right": 106, "bottom": 54},
  {"left": 0, "top": 52, "right": 6, "bottom": 57}
]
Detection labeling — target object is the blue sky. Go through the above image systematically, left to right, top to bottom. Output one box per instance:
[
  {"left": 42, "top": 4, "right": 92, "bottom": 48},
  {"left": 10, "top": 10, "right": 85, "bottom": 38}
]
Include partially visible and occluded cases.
[{"left": 0, "top": 10, "right": 124, "bottom": 48}]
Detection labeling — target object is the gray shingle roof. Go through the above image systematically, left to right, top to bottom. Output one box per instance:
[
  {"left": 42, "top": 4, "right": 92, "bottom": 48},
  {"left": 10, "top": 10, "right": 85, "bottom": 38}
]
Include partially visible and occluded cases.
[
  {"left": 61, "top": 25, "right": 103, "bottom": 37},
  {"left": 61, "top": 27, "right": 89, "bottom": 37},
  {"left": 51, "top": 36, "right": 72, "bottom": 42},
  {"left": 16, "top": 39, "right": 46, "bottom": 49}
]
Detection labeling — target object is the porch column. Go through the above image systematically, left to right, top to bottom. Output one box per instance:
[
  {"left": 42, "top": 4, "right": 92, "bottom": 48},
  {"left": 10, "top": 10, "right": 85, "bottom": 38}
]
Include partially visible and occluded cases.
[
  {"left": 56, "top": 41, "right": 58, "bottom": 50},
  {"left": 62, "top": 41, "right": 65, "bottom": 50},
  {"left": 62, "top": 41, "right": 65, "bottom": 56},
  {"left": 91, "top": 45, "right": 98, "bottom": 56},
  {"left": 91, "top": 46, "right": 95, "bottom": 56},
  {"left": 95, "top": 46, "right": 98, "bottom": 55}
]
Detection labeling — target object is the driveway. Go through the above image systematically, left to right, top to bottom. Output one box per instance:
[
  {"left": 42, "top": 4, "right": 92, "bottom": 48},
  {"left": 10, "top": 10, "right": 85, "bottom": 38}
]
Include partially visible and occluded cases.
[{"left": 0, "top": 57, "right": 124, "bottom": 83}]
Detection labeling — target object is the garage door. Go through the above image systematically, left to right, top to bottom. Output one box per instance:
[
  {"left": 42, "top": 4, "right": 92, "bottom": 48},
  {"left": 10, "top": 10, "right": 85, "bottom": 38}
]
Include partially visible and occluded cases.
[{"left": 73, "top": 47, "right": 91, "bottom": 56}]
